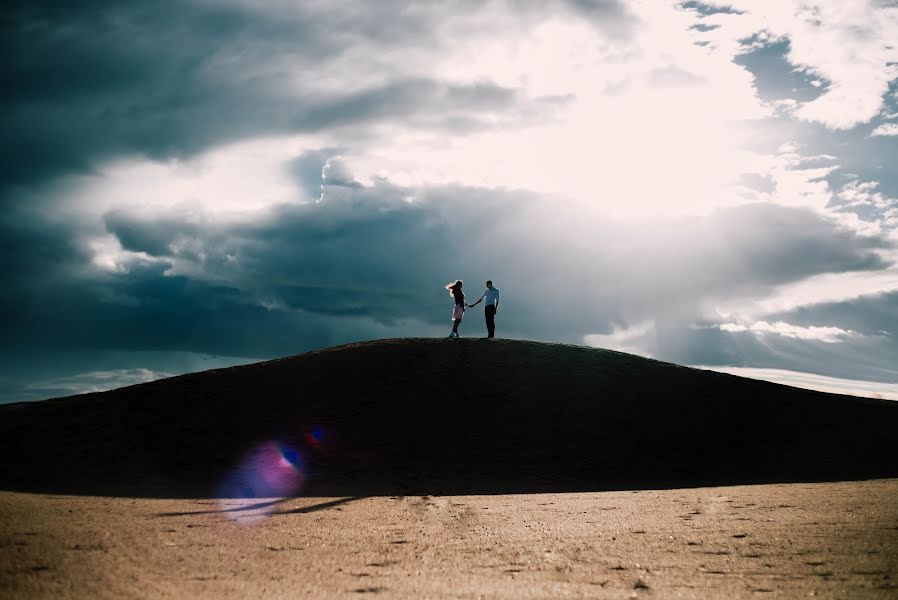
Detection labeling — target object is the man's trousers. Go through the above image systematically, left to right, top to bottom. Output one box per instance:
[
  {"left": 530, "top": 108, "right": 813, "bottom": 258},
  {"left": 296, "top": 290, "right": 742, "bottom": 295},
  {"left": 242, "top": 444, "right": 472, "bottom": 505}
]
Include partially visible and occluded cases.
[{"left": 485, "top": 305, "right": 496, "bottom": 338}]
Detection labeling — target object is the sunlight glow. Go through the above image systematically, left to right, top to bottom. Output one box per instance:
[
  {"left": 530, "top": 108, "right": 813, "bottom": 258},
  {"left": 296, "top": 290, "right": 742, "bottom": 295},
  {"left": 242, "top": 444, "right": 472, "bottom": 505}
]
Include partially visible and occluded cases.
[{"left": 343, "top": 4, "right": 774, "bottom": 217}]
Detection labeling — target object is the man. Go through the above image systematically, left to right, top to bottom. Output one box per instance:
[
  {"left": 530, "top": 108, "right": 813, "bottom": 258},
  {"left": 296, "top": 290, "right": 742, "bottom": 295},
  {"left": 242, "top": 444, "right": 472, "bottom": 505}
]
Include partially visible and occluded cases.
[{"left": 466, "top": 280, "right": 500, "bottom": 338}]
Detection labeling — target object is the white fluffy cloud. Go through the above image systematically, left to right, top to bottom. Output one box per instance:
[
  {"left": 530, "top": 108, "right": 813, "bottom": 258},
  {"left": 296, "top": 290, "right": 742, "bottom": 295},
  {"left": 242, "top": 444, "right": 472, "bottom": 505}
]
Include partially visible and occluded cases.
[
  {"left": 691, "top": 0, "right": 898, "bottom": 129},
  {"left": 347, "top": 1, "right": 771, "bottom": 217},
  {"left": 871, "top": 123, "right": 898, "bottom": 136},
  {"left": 584, "top": 320, "right": 657, "bottom": 357},
  {"left": 718, "top": 320, "right": 859, "bottom": 343}
]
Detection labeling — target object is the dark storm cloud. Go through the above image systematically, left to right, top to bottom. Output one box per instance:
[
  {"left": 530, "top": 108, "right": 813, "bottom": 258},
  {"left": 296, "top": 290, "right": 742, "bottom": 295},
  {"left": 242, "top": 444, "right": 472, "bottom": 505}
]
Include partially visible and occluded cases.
[
  {"left": 1, "top": 0, "right": 604, "bottom": 192},
  {"left": 2, "top": 0, "right": 321, "bottom": 184},
  {"left": 5, "top": 0, "right": 896, "bottom": 401},
  {"left": 679, "top": 1, "right": 742, "bottom": 17},
  {"left": 290, "top": 78, "right": 530, "bottom": 132},
  {"left": 289, "top": 149, "right": 344, "bottom": 201},
  {"left": 1, "top": 156, "right": 895, "bottom": 401},
  {"left": 8, "top": 168, "right": 887, "bottom": 353},
  {"left": 0, "top": 177, "right": 452, "bottom": 359},
  {"left": 101, "top": 179, "right": 459, "bottom": 321},
  {"left": 101, "top": 187, "right": 894, "bottom": 316},
  {"left": 0, "top": 202, "right": 93, "bottom": 303},
  {"left": 558, "top": 202, "right": 890, "bottom": 318},
  {"left": 698, "top": 204, "right": 889, "bottom": 283},
  {"left": 103, "top": 211, "right": 198, "bottom": 258},
  {"left": 0, "top": 255, "right": 349, "bottom": 359},
  {"left": 663, "top": 287, "right": 898, "bottom": 384},
  {"left": 768, "top": 291, "right": 898, "bottom": 341},
  {"left": 754, "top": 292, "right": 898, "bottom": 383},
  {"left": 677, "top": 320, "right": 898, "bottom": 383}
]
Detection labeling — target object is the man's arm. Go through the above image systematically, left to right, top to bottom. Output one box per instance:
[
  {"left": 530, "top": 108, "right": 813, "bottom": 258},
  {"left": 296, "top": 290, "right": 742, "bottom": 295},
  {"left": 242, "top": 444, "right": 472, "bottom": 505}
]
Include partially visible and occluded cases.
[{"left": 468, "top": 291, "right": 487, "bottom": 307}]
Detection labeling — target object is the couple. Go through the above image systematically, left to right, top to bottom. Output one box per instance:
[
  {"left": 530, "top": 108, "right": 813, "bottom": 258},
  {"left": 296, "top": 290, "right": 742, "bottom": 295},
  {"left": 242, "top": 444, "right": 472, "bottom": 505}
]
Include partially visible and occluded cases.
[{"left": 445, "top": 279, "right": 500, "bottom": 338}]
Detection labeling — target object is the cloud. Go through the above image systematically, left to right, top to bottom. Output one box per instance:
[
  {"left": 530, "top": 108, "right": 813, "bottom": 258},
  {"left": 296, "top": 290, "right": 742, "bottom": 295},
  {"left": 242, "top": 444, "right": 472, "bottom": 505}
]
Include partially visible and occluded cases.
[
  {"left": 0, "top": 0, "right": 582, "bottom": 191},
  {"left": 2, "top": 0, "right": 776, "bottom": 221},
  {"left": 4, "top": 0, "right": 898, "bottom": 401},
  {"left": 565, "top": 0, "right": 637, "bottom": 38},
  {"left": 684, "top": 0, "right": 898, "bottom": 129},
  {"left": 680, "top": 2, "right": 743, "bottom": 17},
  {"left": 648, "top": 65, "right": 708, "bottom": 86},
  {"left": 871, "top": 123, "right": 898, "bottom": 136},
  {"left": 3, "top": 142, "right": 892, "bottom": 377},
  {"left": 756, "top": 142, "right": 841, "bottom": 211},
  {"left": 321, "top": 156, "right": 362, "bottom": 190},
  {"left": 710, "top": 168, "right": 898, "bottom": 324},
  {"left": 828, "top": 178, "right": 898, "bottom": 237},
  {"left": 835, "top": 180, "right": 895, "bottom": 209},
  {"left": 714, "top": 268, "right": 898, "bottom": 320},
  {"left": 704, "top": 289, "right": 898, "bottom": 383},
  {"left": 765, "top": 289, "right": 898, "bottom": 339},
  {"left": 670, "top": 314, "right": 897, "bottom": 383},
  {"left": 583, "top": 320, "right": 656, "bottom": 357},
  {"left": 717, "top": 320, "right": 858, "bottom": 343},
  {"left": 0, "top": 349, "right": 259, "bottom": 403},
  {"left": 697, "top": 366, "right": 898, "bottom": 400},
  {"left": 25, "top": 368, "right": 173, "bottom": 397}
]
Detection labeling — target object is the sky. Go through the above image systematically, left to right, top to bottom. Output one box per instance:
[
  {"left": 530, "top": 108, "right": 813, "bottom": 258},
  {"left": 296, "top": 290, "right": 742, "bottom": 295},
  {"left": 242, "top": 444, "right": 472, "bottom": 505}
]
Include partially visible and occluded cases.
[{"left": 2, "top": 0, "right": 898, "bottom": 402}]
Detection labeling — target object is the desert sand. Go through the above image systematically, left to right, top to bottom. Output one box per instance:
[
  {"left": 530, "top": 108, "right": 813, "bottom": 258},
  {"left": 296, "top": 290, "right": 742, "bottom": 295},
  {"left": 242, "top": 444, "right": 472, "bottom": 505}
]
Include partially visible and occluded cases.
[
  {"left": 2, "top": 339, "right": 897, "bottom": 598},
  {"left": 2, "top": 480, "right": 897, "bottom": 599}
]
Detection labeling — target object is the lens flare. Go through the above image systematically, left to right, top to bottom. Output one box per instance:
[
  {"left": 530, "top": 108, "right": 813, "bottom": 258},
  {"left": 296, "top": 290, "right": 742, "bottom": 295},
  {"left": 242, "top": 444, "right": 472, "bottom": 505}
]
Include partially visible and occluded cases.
[
  {"left": 305, "top": 425, "right": 325, "bottom": 449},
  {"left": 217, "top": 440, "right": 305, "bottom": 522}
]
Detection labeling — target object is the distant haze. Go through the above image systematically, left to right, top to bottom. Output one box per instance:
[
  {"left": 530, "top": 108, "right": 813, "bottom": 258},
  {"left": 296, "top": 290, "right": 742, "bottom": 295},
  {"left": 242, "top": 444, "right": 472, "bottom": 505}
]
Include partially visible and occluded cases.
[{"left": 2, "top": 1, "right": 897, "bottom": 401}]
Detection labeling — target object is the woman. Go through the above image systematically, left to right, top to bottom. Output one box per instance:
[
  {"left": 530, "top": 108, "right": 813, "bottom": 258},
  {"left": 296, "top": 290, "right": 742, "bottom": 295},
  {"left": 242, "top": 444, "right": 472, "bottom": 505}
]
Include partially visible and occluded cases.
[{"left": 446, "top": 280, "right": 465, "bottom": 338}]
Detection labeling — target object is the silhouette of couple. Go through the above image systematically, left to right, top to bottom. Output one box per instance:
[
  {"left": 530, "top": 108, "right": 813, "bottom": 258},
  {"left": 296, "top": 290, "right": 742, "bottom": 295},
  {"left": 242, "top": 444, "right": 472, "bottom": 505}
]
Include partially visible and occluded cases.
[{"left": 445, "top": 280, "right": 500, "bottom": 338}]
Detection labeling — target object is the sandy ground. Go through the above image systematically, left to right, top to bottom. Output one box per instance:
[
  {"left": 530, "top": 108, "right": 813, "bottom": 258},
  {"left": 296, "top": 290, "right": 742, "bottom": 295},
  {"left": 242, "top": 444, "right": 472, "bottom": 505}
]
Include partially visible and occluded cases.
[{"left": 2, "top": 480, "right": 897, "bottom": 599}]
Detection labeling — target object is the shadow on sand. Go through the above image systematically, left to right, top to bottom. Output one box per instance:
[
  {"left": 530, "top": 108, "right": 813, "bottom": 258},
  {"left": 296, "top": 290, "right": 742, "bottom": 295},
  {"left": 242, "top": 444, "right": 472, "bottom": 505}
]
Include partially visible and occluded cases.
[{"left": 154, "top": 496, "right": 366, "bottom": 518}]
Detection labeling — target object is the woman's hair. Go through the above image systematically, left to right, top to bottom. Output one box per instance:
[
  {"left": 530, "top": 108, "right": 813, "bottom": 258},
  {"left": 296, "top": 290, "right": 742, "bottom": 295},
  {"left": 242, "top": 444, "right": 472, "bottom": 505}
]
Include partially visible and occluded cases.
[{"left": 445, "top": 280, "right": 463, "bottom": 296}]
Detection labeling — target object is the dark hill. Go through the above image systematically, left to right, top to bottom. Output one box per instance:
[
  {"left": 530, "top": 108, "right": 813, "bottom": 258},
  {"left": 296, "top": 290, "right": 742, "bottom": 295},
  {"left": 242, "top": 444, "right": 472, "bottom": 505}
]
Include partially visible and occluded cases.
[{"left": 1, "top": 338, "right": 897, "bottom": 497}]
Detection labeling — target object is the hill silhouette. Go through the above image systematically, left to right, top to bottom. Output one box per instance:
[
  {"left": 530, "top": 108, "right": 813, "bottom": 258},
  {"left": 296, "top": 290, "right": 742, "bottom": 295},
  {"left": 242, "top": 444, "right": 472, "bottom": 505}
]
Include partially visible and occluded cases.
[{"left": 1, "top": 338, "right": 897, "bottom": 497}]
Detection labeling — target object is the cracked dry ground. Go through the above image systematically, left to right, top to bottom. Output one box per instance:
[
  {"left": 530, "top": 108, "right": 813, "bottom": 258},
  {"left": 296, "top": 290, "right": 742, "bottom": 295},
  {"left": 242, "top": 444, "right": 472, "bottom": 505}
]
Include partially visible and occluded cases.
[{"left": 2, "top": 479, "right": 897, "bottom": 599}]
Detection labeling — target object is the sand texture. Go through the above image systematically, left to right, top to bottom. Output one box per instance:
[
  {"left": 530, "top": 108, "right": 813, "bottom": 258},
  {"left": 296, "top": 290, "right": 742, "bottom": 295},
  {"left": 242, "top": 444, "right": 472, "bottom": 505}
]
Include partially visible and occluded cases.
[
  {"left": 2, "top": 339, "right": 897, "bottom": 597},
  {"left": 3, "top": 480, "right": 898, "bottom": 599}
]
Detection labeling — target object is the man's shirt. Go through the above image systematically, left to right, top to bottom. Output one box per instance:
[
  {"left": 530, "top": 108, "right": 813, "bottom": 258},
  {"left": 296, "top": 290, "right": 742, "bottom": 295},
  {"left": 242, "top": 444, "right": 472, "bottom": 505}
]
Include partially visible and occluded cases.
[{"left": 478, "top": 287, "right": 500, "bottom": 307}]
